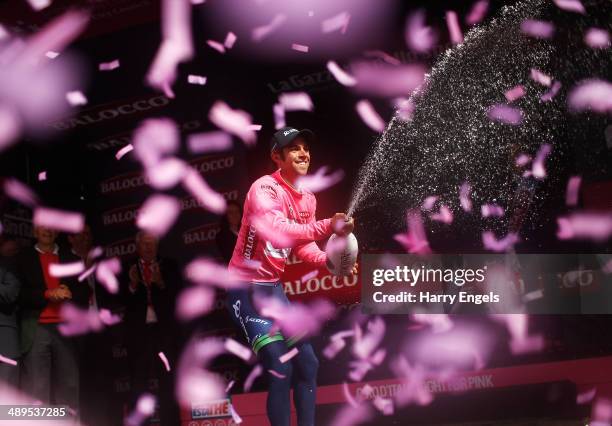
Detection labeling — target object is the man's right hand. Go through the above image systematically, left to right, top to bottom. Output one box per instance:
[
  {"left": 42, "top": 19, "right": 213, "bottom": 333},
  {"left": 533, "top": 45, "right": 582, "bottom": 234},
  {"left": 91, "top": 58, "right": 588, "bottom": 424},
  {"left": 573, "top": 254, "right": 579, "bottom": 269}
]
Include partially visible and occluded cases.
[
  {"left": 331, "top": 213, "right": 355, "bottom": 236},
  {"left": 47, "top": 286, "right": 72, "bottom": 302}
]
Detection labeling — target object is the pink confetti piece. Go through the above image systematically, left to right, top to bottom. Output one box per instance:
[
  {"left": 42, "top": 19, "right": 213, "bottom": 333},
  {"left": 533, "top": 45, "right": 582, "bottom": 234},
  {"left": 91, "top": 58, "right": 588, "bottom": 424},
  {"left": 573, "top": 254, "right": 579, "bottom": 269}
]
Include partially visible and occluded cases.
[
  {"left": 27, "top": 0, "right": 51, "bottom": 11},
  {"left": 191, "top": 0, "right": 206, "bottom": 4},
  {"left": 466, "top": 0, "right": 489, "bottom": 26},
  {"left": 553, "top": 0, "right": 586, "bottom": 14},
  {"left": 405, "top": 9, "right": 438, "bottom": 53},
  {"left": 321, "top": 11, "right": 351, "bottom": 34},
  {"left": 445, "top": 11, "right": 463, "bottom": 44},
  {"left": 252, "top": 14, "right": 287, "bottom": 42},
  {"left": 520, "top": 20, "right": 555, "bottom": 39},
  {"left": 0, "top": 24, "right": 9, "bottom": 40},
  {"left": 584, "top": 28, "right": 610, "bottom": 49},
  {"left": 224, "top": 32, "right": 237, "bottom": 49},
  {"left": 207, "top": 39, "right": 226, "bottom": 53},
  {"left": 291, "top": 43, "right": 309, "bottom": 53},
  {"left": 45, "top": 50, "right": 60, "bottom": 59},
  {"left": 363, "top": 50, "right": 401, "bottom": 66},
  {"left": 99, "top": 59, "right": 120, "bottom": 71},
  {"left": 327, "top": 60, "right": 357, "bottom": 87},
  {"left": 352, "top": 63, "right": 426, "bottom": 98},
  {"left": 530, "top": 68, "right": 552, "bottom": 87},
  {"left": 187, "top": 74, "right": 207, "bottom": 85},
  {"left": 568, "top": 79, "right": 612, "bottom": 114},
  {"left": 540, "top": 81, "right": 562, "bottom": 102},
  {"left": 504, "top": 85, "right": 526, "bottom": 102},
  {"left": 66, "top": 90, "right": 87, "bottom": 106},
  {"left": 279, "top": 92, "right": 313, "bottom": 111},
  {"left": 356, "top": 100, "right": 385, "bottom": 132},
  {"left": 208, "top": 101, "right": 256, "bottom": 146},
  {"left": 273, "top": 103, "right": 285, "bottom": 130},
  {"left": 487, "top": 104, "right": 523, "bottom": 125},
  {"left": 0, "top": 105, "right": 21, "bottom": 152},
  {"left": 132, "top": 118, "right": 180, "bottom": 168},
  {"left": 248, "top": 124, "right": 262, "bottom": 131},
  {"left": 187, "top": 131, "right": 231, "bottom": 153},
  {"left": 532, "top": 143, "right": 552, "bottom": 179},
  {"left": 115, "top": 144, "right": 134, "bottom": 160},
  {"left": 515, "top": 154, "right": 531, "bottom": 166},
  {"left": 145, "top": 157, "right": 188, "bottom": 190},
  {"left": 296, "top": 166, "right": 344, "bottom": 193},
  {"left": 182, "top": 168, "right": 227, "bottom": 214},
  {"left": 38, "top": 171, "right": 47, "bottom": 181},
  {"left": 565, "top": 176, "right": 581, "bottom": 206},
  {"left": 3, "top": 178, "right": 39, "bottom": 207},
  {"left": 459, "top": 182, "right": 473, "bottom": 212},
  {"left": 137, "top": 194, "right": 181, "bottom": 237},
  {"left": 422, "top": 195, "right": 438, "bottom": 210},
  {"left": 481, "top": 204, "right": 505, "bottom": 217},
  {"left": 430, "top": 205, "right": 453, "bottom": 224},
  {"left": 33, "top": 207, "right": 84, "bottom": 233},
  {"left": 394, "top": 210, "right": 432, "bottom": 254},
  {"left": 557, "top": 212, "right": 612, "bottom": 242},
  {"left": 482, "top": 231, "right": 519, "bottom": 252},
  {"left": 89, "top": 246, "right": 103, "bottom": 260},
  {"left": 96, "top": 257, "right": 121, "bottom": 294},
  {"left": 184, "top": 257, "right": 242, "bottom": 288},
  {"left": 49, "top": 261, "right": 85, "bottom": 278},
  {"left": 78, "top": 264, "right": 96, "bottom": 282},
  {"left": 300, "top": 270, "right": 319, "bottom": 283},
  {"left": 176, "top": 286, "right": 214, "bottom": 321},
  {"left": 523, "top": 288, "right": 544, "bottom": 302},
  {"left": 255, "top": 295, "right": 335, "bottom": 338},
  {"left": 59, "top": 303, "right": 105, "bottom": 336},
  {"left": 99, "top": 308, "right": 121, "bottom": 326},
  {"left": 412, "top": 313, "right": 454, "bottom": 333},
  {"left": 353, "top": 317, "right": 385, "bottom": 360},
  {"left": 510, "top": 334, "right": 545, "bottom": 354},
  {"left": 176, "top": 338, "right": 226, "bottom": 406},
  {"left": 225, "top": 338, "right": 253, "bottom": 362},
  {"left": 323, "top": 338, "right": 346, "bottom": 359},
  {"left": 279, "top": 347, "right": 299, "bottom": 363},
  {"left": 158, "top": 352, "right": 171, "bottom": 372},
  {"left": 0, "top": 354, "right": 17, "bottom": 366},
  {"left": 391, "top": 356, "right": 433, "bottom": 407},
  {"left": 244, "top": 364, "right": 263, "bottom": 392},
  {"left": 268, "top": 369, "right": 286, "bottom": 379},
  {"left": 225, "top": 380, "right": 235, "bottom": 393},
  {"left": 342, "top": 382, "right": 359, "bottom": 407},
  {"left": 577, "top": 387, "right": 597, "bottom": 404},
  {"left": 125, "top": 393, "right": 157, "bottom": 426},
  {"left": 373, "top": 397, "right": 394, "bottom": 416},
  {"left": 592, "top": 397, "right": 612, "bottom": 423},
  {"left": 229, "top": 404, "right": 243, "bottom": 424},
  {"left": 332, "top": 404, "right": 373, "bottom": 426}
]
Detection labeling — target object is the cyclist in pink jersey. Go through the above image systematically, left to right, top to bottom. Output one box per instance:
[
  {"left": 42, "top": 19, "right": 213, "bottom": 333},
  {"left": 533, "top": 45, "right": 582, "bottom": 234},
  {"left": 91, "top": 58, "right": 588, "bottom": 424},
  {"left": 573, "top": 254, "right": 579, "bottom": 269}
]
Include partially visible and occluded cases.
[{"left": 226, "top": 126, "right": 355, "bottom": 426}]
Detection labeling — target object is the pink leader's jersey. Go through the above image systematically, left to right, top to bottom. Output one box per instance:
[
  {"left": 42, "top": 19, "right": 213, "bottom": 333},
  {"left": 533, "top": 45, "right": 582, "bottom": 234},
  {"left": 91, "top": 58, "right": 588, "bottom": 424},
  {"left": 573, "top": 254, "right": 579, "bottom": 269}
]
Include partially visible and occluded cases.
[{"left": 228, "top": 169, "right": 332, "bottom": 283}]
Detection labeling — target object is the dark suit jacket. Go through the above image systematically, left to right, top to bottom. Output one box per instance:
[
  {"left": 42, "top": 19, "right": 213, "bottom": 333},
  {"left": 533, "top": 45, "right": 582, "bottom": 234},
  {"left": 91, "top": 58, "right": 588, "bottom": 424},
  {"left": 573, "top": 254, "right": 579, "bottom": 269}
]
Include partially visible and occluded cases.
[
  {"left": 15, "top": 246, "right": 90, "bottom": 355},
  {"left": 0, "top": 260, "right": 20, "bottom": 328}
]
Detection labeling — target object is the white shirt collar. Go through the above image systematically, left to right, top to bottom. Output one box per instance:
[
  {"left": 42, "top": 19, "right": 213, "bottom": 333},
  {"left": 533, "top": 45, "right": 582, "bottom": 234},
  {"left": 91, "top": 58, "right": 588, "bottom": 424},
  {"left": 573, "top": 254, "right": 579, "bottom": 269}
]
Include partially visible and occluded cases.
[{"left": 35, "top": 244, "right": 59, "bottom": 255}]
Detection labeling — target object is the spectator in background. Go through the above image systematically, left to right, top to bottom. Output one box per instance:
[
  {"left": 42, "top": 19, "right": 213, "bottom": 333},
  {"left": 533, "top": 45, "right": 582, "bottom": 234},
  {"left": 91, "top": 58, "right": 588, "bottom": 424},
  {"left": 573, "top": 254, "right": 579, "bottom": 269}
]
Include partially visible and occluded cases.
[
  {"left": 215, "top": 200, "right": 243, "bottom": 264},
  {"left": 15, "top": 226, "right": 89, "bottom": 413},
  {"left": 122, "top": 231, "right": 180, "bottom": 426},
  {"left": 0, "top": 254, "right": 20, "bottom": 387}
]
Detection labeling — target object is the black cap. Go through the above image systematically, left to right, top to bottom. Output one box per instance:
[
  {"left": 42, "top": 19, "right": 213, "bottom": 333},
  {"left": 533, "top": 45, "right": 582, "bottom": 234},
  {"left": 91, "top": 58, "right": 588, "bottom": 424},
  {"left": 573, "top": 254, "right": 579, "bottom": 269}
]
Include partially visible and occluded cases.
[{"left": 270, "top": 126, "right": 315, "bottom": 151}]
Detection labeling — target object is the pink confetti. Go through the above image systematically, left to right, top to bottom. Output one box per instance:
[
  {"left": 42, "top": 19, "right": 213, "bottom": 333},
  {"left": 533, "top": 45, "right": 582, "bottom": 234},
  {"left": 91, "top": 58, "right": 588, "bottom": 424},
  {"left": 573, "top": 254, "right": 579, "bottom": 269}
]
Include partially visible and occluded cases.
[
  {"left": 27, "top": 0, "right": 52, "bottom": 11},
  {"left": 466, "top": 0, "right": 489, "bottom": 26},
  {"left": 553, "top": 0, "right": 586, "bottom": 14},
  {"left": 405, "top": 10, "right": 438, "bottom": 53},
  {"left": 321, "top": 11, "right": 351, "bottom": 34},
  {"left": 445, "top": 11, "right": 463, "bottom": 44},
  {"left": 252, "top": 14, "right": 287, "bottom": 42},
  {"left": 520, "top": 20, "right": 555, "bottom": 39},
  {"left": 0, "top": 24, "right": 9, "bottom": 41},
  {"left": 584, "top": 28, "right": 610, "bottom": 49},
  {"left": 224, "top": 32, "right": 237, "bottom": 49},
  {"left": 207, "top": 39, "right": 226, "bottom": 53},
  {"left": 291, "top": 43, "right": 309, "bottom": 53},
  {"left": 46, "top": 50, "right": 59, "bottom": 58},
  {"left": 363, "top": 50, "right": 401, "bottom": 66},
  {"left": 99, "top": 59, "right": 120, "bottom": 71},
  {"left": 327, "top": 60, "right": 357, "bottom": 87},
  {"left": 352, "top": 63, "right": 426, "bottom": 98},
  {"left": 530, "top": 68, "right": 552, "bottom": 87},
  {"left": 187, "top": 74, "right": 207, "bottom": 85},
  {"left": 568, "top": 79, "right": 612, "bottom": 114},
  {"left": 540, "top": 81, "right": 562, "bottom": 102},
  {"left": 504, "top": 85, "right": 526, "bottom": 102},
  {"left": 66, "top": 90, "right": 87, "bottom": 106},
  {"left": 278, "top": 92, "right": 313, "bottom": 111},
  {"left": 355, "top": 100, "right": 385, "bottom": 132},
  {"left": 208, "top": 101, "right": 256, "bottom": 146},
  {"left": 273, "top": 103, "right": 285, "bottom": 130},
  {"left": 487, "top": 104, "right": 522, "bottom": 125},
  {"left": 0, "top": 105, "right": 21, "bottom": 152},
  {"left": 132, "top": 118, "right": 180, "bottom": 168},
  {"left": 248, "top": 124, "right": 262, "bottom": 131},
  {"left": 187, "top": 131, "right": 232, "bottom": 153},
  {"left": 532, "top": 143, "right": 552, "bottom": 179},
  {"left": 115, "top": 144, "right": 134, "bottom": 160},
  {"left": 515, "top": 154, "right": 531, "bottom": 166},
  {"left": 145, "top": 157, "right": 188, "bottom": 190},
  {"left": 296, "top": 166, "right": 344, "bottom": 193},
  {"left": 182, "top": 168, "right": 227, "bottom": 214},
  {"left": 38, "top": 171, "right": 47, "bottom": 181},
  {"left": 565, "top": 176, "right": 581, "bottom": 206},
  {"left": 3, "top": 178, "right": 39, "bottom": 207},
  {"left": 459, "top": 182, "right": 472, "bottom": 212},
  {"left": 137, "top": 194, "right": 181, "bottom": 237},
  {"left": 422, "top": 195, "right": 438, "bottom": 210},
  {"left": 481, "top": 204, "right": 505, "bottom": 217},
  {"left": 430, "top": 205, "right": 453, "bottom": 224},
  {"left": 33, "top": 207, "right": 84, "bottom": 233},
  {"left": 394, "top": 210, "right": 432, "bottom": 254},
  {"left": 557, "top": 212, "right": 612, "bottom": 242},
  {"left": 482, "top": 231, "right": 519, "bottom": 252},
  {"left": 89, "top": 246, "right": 103, "bottom": 260},
  {"left": 96, "top": 257, "right": 121, "bottom": 294},
  {"left": 184, "top": 257, "right": 242, "bottom": 288},
  {"left": 49, "top": 261, "right": 85, "bottom": 278},
  {"left": 78, "top": 264, "right": 96, "bottom": 282},
  {"left": 300, "top": 270, "right": 319, "bottom": 283},
  {"left": 176, "top": 286, "right": 214, "bottom": 321},
  {"left": 523, "top": 289, "right": 544, "bottom": 302},
  {"left": 59, "top": 304, "right": 105, "bottom": 336},
  {"left": 99, "top": 308, "right": 121, "bottom": 326},
  {"left": 412, "top": 313, "right": 454, "bottom": 333},
  {"left": 353, "top": 317, "right": 385, "bottom": 360},
  {"left": 510, "top": 334, "right": 545, "bottom": 354},
  {"left": 176, "top": 338, "right": 226, "bottom": 406},
  {"left": 225, "top": 338, "right": 253, "bottom": 362},
  {"left": 323, "top": 338, "right": 346, "bottom": 359},
  {"left": 279, "top": 347, "right": 299, "bottom": 363},
  {"left": 158, "top": 352, "right": 171, "bottom": 372},
  {"left": 0, "top": 354, "right": 17, "bottom": 366},
  {"left": 391, "top": 356, "right": 433, "bottom": 407},
  {"left": 244, "top": 364, "right": 263, "bottom": 392},
  {"left": 268, "top": 369, "right": 286, "bottom": 379},
  {"left": 225, "top": 380, "right": 235, "bottom": 393},
  {"left": 342, "top": 382, "right": 359, "bottom": 407},
  {"left": 577, "top": 388, "right": 597, "bottom": 404},
  {"left": 125, "top": 393, "right": 156, "bottom": 426},
  {"left": 373, "top": 397, "right": 394, "bottom": 416},
  {"left": 592, "top": 397, "right": 612, "bottom": 423},
  {"left": 229, "top": 404, "right": 242, "bottom": 424},
  {"left": 332, "top": 404, "right": 373, "bottom": 426}
]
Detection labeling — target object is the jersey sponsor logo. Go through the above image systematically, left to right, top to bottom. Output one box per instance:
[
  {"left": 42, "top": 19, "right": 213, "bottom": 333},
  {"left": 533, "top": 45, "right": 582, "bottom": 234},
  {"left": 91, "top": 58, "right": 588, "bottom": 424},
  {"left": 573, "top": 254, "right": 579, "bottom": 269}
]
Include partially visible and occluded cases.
[
  {"left": 283, "top": 129, "right": 298, "bottom": 136},
  {"left": 298, "top": 211, "right": 311, "bottom": 220},
  {"left": 243, "top": 225, "right": 258, "bottom": 260},
  {"left": 283, "top": 273, "right": 358, "bottom": 296},
  {"left": 245, "top": 315, "right": 269, "bottom": 325}
]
